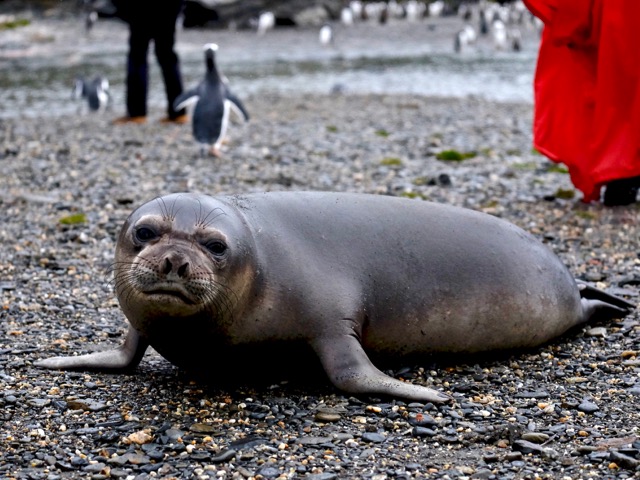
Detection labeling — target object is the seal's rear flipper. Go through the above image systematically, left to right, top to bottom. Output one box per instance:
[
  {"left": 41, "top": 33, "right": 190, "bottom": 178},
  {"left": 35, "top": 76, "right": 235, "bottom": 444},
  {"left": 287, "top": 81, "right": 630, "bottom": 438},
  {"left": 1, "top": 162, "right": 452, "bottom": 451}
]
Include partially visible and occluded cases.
[{"left": 578, "top": 282, "right": 636, "bottom": 323}]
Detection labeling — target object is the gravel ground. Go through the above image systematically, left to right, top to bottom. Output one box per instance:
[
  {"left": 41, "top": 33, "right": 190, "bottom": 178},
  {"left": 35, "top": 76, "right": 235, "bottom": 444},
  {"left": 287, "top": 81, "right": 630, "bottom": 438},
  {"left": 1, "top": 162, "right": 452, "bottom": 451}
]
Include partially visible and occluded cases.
[
  {"left": 1, "top": 9, "right": 640, "bottom": 478},
  {"left": 1, "top": 91, "right": 639, "bottom": 480}
]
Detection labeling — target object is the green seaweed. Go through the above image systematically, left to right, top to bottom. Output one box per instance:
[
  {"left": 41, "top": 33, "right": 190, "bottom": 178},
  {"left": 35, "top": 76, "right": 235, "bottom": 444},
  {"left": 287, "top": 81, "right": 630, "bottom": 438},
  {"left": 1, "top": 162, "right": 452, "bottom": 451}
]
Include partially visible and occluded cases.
[
  {"left": 0, "top": 18, "right": 30, "bottom": 30},
  {"left": 326, "top": 125, "right": 338, "bottom": 133},
  {"left": 375, "top": 129, "right": 390, "bottom": 138},
  {"left": 436, "top": 149, "right": 476, "bottom": 162},
  {"left": 380, "top": 157, "right": 403, "bottom": 166},
  {"left": 511, "top": 162, "right": 537, "bottom": 170},
  {"left": 547, "top": 164, "right": 569, "bottom": 174},
  {"left": 413, "top": 177, "right": 430, "bottom": 186},
  {"left": 554, "top": 188, "right": 575, "bottom": 199},
  {"left": 399, "top": 191, "right": 427, "bottom": 200},
  {"left": 575, "top": 210, "right": 597, "bottom": 220},
  {"left": 59, "top": 213, "right": 87, "bottom": 225}
]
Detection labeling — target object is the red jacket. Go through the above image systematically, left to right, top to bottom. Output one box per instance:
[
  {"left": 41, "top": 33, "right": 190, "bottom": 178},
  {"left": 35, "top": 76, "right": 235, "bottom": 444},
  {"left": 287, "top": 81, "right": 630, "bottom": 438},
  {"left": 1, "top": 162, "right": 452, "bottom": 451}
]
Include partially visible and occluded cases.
[{"left": 524, "top": 0, "right": 640, "bottom": 201}]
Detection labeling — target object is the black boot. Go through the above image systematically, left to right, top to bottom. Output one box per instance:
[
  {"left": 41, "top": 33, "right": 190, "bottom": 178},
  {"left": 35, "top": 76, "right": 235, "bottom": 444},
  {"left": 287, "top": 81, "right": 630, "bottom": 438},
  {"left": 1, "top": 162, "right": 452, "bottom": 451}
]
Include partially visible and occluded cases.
[{"left": 603, "top": 176, "right": 640, "bottom": 206}]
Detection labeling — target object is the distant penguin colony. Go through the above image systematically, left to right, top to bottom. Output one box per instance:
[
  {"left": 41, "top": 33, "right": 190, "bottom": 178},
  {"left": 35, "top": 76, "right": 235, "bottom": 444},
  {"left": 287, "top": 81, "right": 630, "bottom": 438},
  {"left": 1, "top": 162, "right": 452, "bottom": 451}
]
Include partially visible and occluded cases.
[
  {"left": 313, "top": 1, "right": 528, "bottom": 54},
  {"left": 173, "top": 44, "right": 250, "bottom": 158},
  {"left": 72, "top": 76, "right": 111, "bottom": 113}
]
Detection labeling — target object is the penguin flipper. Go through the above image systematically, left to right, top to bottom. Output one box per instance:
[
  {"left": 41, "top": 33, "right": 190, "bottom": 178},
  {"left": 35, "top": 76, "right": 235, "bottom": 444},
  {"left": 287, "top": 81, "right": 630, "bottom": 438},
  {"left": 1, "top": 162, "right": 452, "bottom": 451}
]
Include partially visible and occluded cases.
[
  {"left": 174, "top": 88, "right": 200, "bottom": 112},
  {"left": 226, "top": 92, "right": 250, "bottom": 122}
]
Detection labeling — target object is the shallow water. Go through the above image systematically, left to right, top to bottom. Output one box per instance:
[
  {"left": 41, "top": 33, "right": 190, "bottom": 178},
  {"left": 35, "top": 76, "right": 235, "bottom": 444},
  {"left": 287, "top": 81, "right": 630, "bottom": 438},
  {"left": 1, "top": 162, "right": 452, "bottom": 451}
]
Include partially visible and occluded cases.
[{"left": 0, "top": 15, "right": 540, "bottom": 118}]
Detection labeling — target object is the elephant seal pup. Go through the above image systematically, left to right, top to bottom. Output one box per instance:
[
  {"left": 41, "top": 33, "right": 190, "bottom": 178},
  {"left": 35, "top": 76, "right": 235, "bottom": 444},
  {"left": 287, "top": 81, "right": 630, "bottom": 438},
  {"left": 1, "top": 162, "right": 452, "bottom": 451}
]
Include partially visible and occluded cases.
[{"left": 36, "top": 192, "right": 635, "bottom": 402}]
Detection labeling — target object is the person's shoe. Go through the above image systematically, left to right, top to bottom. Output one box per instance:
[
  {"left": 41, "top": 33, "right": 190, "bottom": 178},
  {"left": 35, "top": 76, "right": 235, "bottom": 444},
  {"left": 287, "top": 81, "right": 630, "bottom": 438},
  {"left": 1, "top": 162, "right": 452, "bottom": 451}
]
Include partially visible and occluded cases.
[
  {"left": 160, "top": 114, "right": 189, "bottom": 124},
  {"left": 112, "top": 115, "right": 147, "bottom": 125},
  {"left": 603, "top": 176, "right": 640, "bottom": 206}
]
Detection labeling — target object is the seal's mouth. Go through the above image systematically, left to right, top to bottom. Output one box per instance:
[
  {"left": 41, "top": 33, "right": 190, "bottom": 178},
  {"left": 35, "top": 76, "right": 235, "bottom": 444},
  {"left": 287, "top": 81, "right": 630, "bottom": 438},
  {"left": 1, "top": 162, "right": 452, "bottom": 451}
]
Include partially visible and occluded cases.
[{"left": 143, "top": 288, "right": 197, "bottom": 305}]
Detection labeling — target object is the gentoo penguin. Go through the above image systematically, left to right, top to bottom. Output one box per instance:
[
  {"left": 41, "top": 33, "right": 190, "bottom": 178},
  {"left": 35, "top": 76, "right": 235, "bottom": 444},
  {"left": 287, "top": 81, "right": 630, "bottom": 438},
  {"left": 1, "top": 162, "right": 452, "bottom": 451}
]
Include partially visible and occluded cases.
[
  {"left": 340, "top": 6, "right": 354, "bottom": 25},
  {"left": 85, "top": 10, "right": 97, "bottom": 34},
  {"left": 256, "top": 11, "right": 275, "bottom": 35},
  {"left": 491, "top": 19, "right": 508, "bottom": 50},
  {"left": 319, "top": 23, "right": 333, "bottom": 46},
  {"left": 454, "top": 24, "right": 476, "bottom": 53},
  {"left": 173, "top": 43, "right": 249, "bottom": 158},
  {"left": 72, "top": 75, "right": 111, "bottom": 113}
]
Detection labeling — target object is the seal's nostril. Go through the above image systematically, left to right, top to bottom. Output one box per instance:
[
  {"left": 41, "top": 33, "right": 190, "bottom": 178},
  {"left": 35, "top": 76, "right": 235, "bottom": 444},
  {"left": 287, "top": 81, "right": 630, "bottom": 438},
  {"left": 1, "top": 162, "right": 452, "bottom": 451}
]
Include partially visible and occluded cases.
[
  {"left": 163, "top": 258, "right": 173, "bottom": 275},
  {"left": 177, "top": 262, "right": 189, "bottom": 277}
]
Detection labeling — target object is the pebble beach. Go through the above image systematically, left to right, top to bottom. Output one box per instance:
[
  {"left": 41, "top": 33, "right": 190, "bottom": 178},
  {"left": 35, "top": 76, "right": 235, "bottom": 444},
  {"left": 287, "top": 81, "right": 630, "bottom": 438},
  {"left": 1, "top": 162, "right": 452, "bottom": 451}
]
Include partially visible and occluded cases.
[{"left": 1, "top": 8, "right": 640, "bottom": 480}]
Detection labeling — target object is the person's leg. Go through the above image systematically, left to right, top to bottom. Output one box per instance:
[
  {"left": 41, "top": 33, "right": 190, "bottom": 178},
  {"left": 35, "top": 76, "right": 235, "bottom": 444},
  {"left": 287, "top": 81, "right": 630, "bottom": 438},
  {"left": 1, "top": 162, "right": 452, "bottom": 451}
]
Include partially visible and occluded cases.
[
  {"left": 153, "top": 3, "right": 185, "bottom": 120},
  {"left": 126, "top": 26, "right": 151, "bottom": 118},
  {"left": 603, "top": 176, "right": 640, "bottom": 206}
]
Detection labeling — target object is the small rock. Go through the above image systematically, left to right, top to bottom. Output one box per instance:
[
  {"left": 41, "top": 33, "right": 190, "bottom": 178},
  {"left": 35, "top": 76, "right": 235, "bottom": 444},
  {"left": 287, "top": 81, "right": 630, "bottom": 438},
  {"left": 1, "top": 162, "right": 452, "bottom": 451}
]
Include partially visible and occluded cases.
[
  {"left": 586, "top": 327, "right": 607, "bottom": 337},
  {"left": 577, "top": 401, "right": 599, "bottom": 414},
  {"left": 315, "top": 411, "right": 341, "bottom": 422},
  {"left": 189, "top": 423, "right": 217, "bottom": 434},
  {"left": 412, "top": 427, "right": 437, "bottom": 437},
  {"left": 123, "top": 430, "right": 153, "bottom": 445},
  {"left": 361, "top": 432, "right": 386, "bottom": 443},
  {"left": 520, "top": 432, "right": 550, "bottom": 444},
  {"left": 296, "top": 436, "right": 332, "bottom": 446},
  {"left": 513, "top": 440, "right": 558, "bottom": 459},
  {"left": 609, "top": 451, "right": 640, "bottom": 470},
  {"left": 257, "top": 466, "right": 280, "bottom": 478}
]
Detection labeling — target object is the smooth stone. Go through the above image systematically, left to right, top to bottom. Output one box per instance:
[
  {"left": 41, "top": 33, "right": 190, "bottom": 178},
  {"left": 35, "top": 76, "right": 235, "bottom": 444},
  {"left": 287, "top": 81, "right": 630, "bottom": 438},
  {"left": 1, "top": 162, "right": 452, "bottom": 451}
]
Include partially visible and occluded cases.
[
  {"left": 586, "top": 327, "right": 607, "bottom": 337},
  {"left": 577, "top": 401, "right": 599, "bottom": 414},
  {"left": 315, "top": 411, "right": 341, "bottom": 422},
  {"left": 189, "top": 423, "right": 217, "bottom": 434},
  {"left": 412, "top": 427, "right": 437, "bottom": 437},
  {"left": 361, "top": 432, "right": 386, "bottom": 443},
  {"left": 520, "top": 432, "right": 550, "bottom": 444},
  {"left": 296, "top": 436, "right": 333, "bottom": 445},
  {"left": 609, "top": 451, "right": 640, "bottom": 470},
  {"left": 257, "top": 466, "right": 280, "bottom": 478}
]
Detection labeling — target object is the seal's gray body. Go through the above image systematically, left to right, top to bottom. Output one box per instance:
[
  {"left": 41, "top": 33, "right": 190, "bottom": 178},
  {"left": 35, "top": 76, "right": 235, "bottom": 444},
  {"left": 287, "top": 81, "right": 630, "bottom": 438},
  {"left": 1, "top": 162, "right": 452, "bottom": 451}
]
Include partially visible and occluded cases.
[
  {"left": 37, "top": 192, "right": 634, "bottom": 402},
  {"left": 149, "top": 192, "right": 578, "bottom": 358}
]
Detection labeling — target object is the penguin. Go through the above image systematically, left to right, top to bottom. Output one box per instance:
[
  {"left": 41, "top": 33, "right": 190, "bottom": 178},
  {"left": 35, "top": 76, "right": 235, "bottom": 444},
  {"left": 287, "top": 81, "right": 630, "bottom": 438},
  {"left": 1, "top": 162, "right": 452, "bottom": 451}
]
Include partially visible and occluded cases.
[
  {"left": 340, "top": 7, "right": 354, "bottom": 26},
  {"left": 85, "top": 10, "right": 97, "bottom": 34},
  {"left": 256, "top": 11, "right": 275, "bottom": 35},
  {"left": 491, "top": 19, "right": 508, "bottom": 50},
  {"left": 319, "top": 23, "right": 333, "bottom": 46},
  {"left": 454, "top": 24, "right": 476, "bottom": 53},
  {"left": 509, "top": 27, "right": 522, "bottom": 51},
  {"left": 173, "top": 44, "right": 249, "bottom": 158},
  {"left": 72, "top": 75, "right": 111, "bottom": 113}
]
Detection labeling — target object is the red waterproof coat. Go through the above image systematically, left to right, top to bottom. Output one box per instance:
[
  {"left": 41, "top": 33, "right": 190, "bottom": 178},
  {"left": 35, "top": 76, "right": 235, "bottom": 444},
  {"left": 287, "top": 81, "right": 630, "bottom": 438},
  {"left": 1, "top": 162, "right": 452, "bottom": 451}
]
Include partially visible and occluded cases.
[{"left": 524, "top": 0, "right": 640, "bottom": 202}]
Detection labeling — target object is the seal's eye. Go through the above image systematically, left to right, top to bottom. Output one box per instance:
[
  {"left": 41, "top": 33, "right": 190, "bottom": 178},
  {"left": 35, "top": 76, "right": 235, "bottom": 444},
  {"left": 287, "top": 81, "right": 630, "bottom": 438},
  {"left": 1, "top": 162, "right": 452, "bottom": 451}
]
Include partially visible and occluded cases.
[
  {"left": 135, "top": 226, "right": 158, "bottom": 243},
  {"left": 205, "top": 240, "right": 227, "bottom": 256}
]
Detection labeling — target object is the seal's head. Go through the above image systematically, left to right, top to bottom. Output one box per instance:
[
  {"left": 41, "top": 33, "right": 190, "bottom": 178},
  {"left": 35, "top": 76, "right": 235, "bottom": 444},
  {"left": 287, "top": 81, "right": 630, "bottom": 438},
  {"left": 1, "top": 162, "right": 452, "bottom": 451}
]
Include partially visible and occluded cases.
[{"left": 113, "top": 193, "right": 255, "bottom": 341}]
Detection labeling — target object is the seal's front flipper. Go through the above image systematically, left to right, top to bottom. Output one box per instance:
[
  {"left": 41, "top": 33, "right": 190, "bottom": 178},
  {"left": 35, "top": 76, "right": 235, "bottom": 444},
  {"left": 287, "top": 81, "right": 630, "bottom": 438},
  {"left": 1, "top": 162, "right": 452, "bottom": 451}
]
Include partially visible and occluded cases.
[
  {"left": 578, "top": 282, "right": 636, "bottom": 322},
  {"left": 35, "top": 327, "right": 148, "bottom": 372},
  {"left": 310, "top": 335, "right": 451, "bottom": 403}
]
